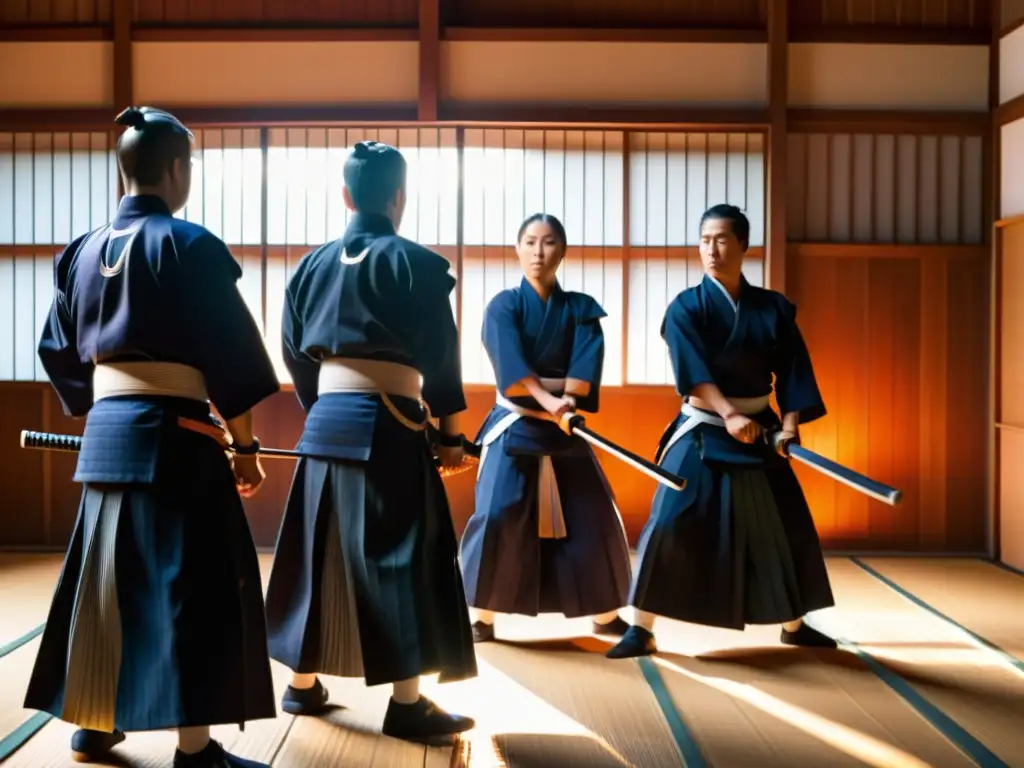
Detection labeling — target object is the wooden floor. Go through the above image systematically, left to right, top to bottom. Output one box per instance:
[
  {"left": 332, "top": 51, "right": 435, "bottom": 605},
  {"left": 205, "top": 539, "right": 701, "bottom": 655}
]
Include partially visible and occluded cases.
[{"left": 0, "top": 554, "right": 1022, "bottom": 767}]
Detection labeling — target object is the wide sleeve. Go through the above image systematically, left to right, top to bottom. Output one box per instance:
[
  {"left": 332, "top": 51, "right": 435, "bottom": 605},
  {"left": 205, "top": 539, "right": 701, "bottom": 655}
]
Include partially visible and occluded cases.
[
  {"left": 180, "top": 235, "right": 280, "bottom": 420},
  {"left": 37, "top": 240, "right": 94, "bottom": 417},
  {"left": 407, "top": 251, "right": 466, "bottom": 418},
  {"left": 281, "top": 277, "right": 321, "bottom": 413},
  {"left": 482, "top": 290, "right": 534, "bottom": 397},
  {"left": 564, "top": 293, "right": 607, "bottom": 413},
  {"left": 660, "top": 294, "right": 715, "bottom": 397},
  {"left": 773, "top": 298, "right": 827, "bottom": 424}
]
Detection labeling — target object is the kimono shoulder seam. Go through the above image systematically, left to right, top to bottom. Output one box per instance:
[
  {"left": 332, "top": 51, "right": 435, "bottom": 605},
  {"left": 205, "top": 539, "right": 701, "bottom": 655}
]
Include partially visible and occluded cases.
[
  {"left": 54, "top": 229, "right": 96, "bottom": 282},
  {"left": 393, "top": 235, "right": 452, "bottom": 273},
  {"left": 282, "top": 241, "right": 338, "bottom": 305},
  {"left": 485, "top": 287, "right": 520, "bottom": 316}
]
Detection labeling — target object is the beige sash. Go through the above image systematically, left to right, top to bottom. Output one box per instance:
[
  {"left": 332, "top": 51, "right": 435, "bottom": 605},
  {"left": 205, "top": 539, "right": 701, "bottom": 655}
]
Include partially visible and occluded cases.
[
  {"left": 318, "top": 357, "right": 428, "bottom": 431},
  {"left": 92, "top": 361, "right": 209, "bottom": 402},
  {"left": 479, "top": 379, "right": 569, "bottom": 540},
  {"left": 660, "top": 393, "right": 772, "bottom": 461}
]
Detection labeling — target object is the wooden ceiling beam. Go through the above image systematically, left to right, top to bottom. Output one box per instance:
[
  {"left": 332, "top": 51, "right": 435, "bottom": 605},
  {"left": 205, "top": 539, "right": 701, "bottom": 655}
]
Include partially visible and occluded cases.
[
  {"left": 0, "top": 25, "right": 994, "bottom": 46},
  {"left": 0, "top": 106, "right": 999, "bottom": 134}
]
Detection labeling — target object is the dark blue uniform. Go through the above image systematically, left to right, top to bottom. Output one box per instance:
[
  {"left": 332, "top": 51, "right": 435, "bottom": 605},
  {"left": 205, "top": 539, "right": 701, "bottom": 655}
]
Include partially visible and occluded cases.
[
  {"left": 24, "top": 194, "right": 280, "bottom": 733},
  {"left": 264, "top": 211, "right": 477, "bottom": 689},
  {"left": 628, "top": 275, "right": 835, "bottom": 629},
  {"left": 459, "top": 280, "right": 632, "bottom": 619}
]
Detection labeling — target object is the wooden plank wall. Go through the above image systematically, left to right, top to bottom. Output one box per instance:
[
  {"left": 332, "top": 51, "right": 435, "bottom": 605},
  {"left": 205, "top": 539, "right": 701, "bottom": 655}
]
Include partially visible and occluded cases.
[
  {"left": 0, "top": 0, "right": 998, "bottom": 555},
  {"left": 995, "top": 4, "right": 1024, "bottom": 570},
  {"left": 787, "top": 133, "right": 988, "bottom": 551}
]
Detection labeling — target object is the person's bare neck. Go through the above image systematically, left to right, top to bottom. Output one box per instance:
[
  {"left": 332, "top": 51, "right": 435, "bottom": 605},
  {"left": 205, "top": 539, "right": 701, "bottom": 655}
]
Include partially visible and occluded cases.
[
  {"left": 124, "top": 182, "right": 168, "bottom": 203},
  {"left": 712, "top": 272, "right": 741, "bottom": 300},
  {"left": 527, "top": 275, "right": 555, "bottom": 301}
]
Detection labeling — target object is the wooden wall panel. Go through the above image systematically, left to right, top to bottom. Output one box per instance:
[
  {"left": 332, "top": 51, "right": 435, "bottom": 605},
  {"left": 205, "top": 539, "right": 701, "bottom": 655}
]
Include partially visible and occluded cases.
[
  {"left": 0, "top": 0, "right": 111, "bottom": 24},
  {"left": 133, "top": 0, "right": 418, "bottom": 26},
  {"left": 442, "top": 0, "right": 766, "bottom": 28},
  {"left": 791, "top": 0, "right": 990, "bottom": 30},
  {"left": 1002, "top": 0, "right": 1024, "bottom": 27},
  {"left": 133, "top": 41, "right": 419, "bottom": 105},
  {"left": 440, "top": 42, "right": 768, "bottom": 105},
  {"left": 0, "top": 44, "right": 114, "bottom": 108},
  {"left": 787, "top": 44, "right": 990, "bottom": 110},
  {"left": 787, "top": 132, "right": 985, "bottom": 244},
  {"left": 998, "top": 223, "right": 1024, "bottom": 569},
  {"left": 788, "top": 245, "right": 989, "bottom": 552},
  {"left": 998, "top": 430, "right": 1024, "bottom": 570}
]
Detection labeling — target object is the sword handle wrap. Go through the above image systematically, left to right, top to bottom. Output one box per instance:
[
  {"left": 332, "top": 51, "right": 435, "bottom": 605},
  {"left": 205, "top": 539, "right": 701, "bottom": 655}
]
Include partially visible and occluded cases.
[{"left": 20, "top": 430, "right": 83, "bottom": 452}]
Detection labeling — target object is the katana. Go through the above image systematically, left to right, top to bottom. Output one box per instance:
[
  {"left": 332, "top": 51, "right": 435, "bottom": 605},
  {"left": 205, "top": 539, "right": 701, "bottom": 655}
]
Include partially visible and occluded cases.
[
  {"left": 560, "top": 414, "right": 687, "bottom": 492},
  {"left": 19, "top": 427, "right": 482, "bottom": 478},
  {"left": 772, "top": 432, "right": 902, "bottom": 506}
]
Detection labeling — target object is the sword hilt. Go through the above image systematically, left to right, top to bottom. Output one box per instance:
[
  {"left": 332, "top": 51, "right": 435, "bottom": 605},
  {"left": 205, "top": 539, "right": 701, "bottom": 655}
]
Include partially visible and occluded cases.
[{"left": 20, "top": 430, "right": 83, "bottom": 452}]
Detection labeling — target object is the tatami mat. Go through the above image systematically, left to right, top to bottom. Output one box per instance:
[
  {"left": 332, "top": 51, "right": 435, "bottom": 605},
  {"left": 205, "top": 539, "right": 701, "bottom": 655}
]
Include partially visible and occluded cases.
[
  {"left": 2, "top": 554, "right": 1023, "bottom": 767},
  {"left": 855, "top": 557, "right": 1024, "bottom": 662}
]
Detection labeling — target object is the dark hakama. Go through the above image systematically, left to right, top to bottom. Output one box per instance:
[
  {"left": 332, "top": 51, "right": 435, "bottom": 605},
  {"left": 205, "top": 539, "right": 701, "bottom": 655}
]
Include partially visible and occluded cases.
[
  {"left": 24, "top": 195, "right": 281, "bottom": 732},
  {"left": 264, "top": 213, "right": 477, "bottom": 687},
  {"left": 629, "top": 274, "right": 835, "bottom": 630},
  {"left": 459, "top": 280, "right": 632, "bottom": 618}
]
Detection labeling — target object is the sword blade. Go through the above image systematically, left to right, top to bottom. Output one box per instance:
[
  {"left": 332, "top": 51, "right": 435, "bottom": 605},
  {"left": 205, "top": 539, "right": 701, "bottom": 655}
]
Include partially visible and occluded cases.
[
  {"left": 570, "top": 421, "right": 687, "bottom": 491},
  {"left": 785, "top": 441, "right": 902, "bottom": 506}
]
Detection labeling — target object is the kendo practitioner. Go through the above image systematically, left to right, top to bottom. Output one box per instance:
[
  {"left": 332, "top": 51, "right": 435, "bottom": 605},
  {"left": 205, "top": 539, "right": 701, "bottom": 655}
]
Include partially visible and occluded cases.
[
  {"left": 23, "top": 107, "right": 280, "bottom": 767},
  {"left": 263, "top": 140, "right": 477, "bottom": 745},
  {"left": 607, "top": 204, "right": 837, "bottom": 660},
  {"left": 459, "top": 213, "right": 632, "bottom": 643}
]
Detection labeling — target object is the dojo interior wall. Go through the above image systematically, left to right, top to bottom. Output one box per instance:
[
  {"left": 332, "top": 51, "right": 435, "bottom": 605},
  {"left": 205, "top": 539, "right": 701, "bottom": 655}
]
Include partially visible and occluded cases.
[
  {"left": 0, "top": 0, "right": 999, "bottom": 555},
  {"left": 996, "top": 9, "right": 1024, "bottom": 572}
]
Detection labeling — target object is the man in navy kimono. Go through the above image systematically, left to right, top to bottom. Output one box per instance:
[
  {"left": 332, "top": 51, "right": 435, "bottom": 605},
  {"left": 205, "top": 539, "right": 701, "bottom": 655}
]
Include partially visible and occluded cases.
[
  {"left": 24, "top": 107, "right": 279, "bottom": 767},
  {"left": 263, "top": 140, "right": 477, "bottom": 746},
  {"left": 607, "top": 204, "right": 837, "bottom": 659}
]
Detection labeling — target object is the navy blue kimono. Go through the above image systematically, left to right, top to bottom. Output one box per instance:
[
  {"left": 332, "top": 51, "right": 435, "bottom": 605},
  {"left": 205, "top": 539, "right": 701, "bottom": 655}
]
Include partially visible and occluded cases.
[
  {"left": 24, "top": 194, "right": 280, "bottom": 732},
  {"left": 264, "top": 212, "right": 477, "bottom": 687},
  {"left": 629, "top": 274, "right": 835, "bottom": 629},
  {"left": 459, "top": 280, "right": 632, "bottom": 618}
]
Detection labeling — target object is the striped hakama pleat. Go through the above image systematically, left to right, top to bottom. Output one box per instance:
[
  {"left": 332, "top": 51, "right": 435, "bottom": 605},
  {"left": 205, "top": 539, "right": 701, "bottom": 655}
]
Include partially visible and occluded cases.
[
  {"left": 24, "top": 401, "right": 278, "bottom": 733},
  {"left": 629, "top": 429, "right": 835, "bottom": 630},
  {"left": 266, "top": 439, "right": 477, "bottom": 687},
  {"left": 460, "top": 439, "right": 632, "bottom": 619},
  {"left": 729, "top": 467, "right": 802, "bottom": 625},
  {"left": 316, "top": 487, "right": 365, "bottom": 679},
  {"left": 61, "top": 488, "right": 122, "bottom": 733}
]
